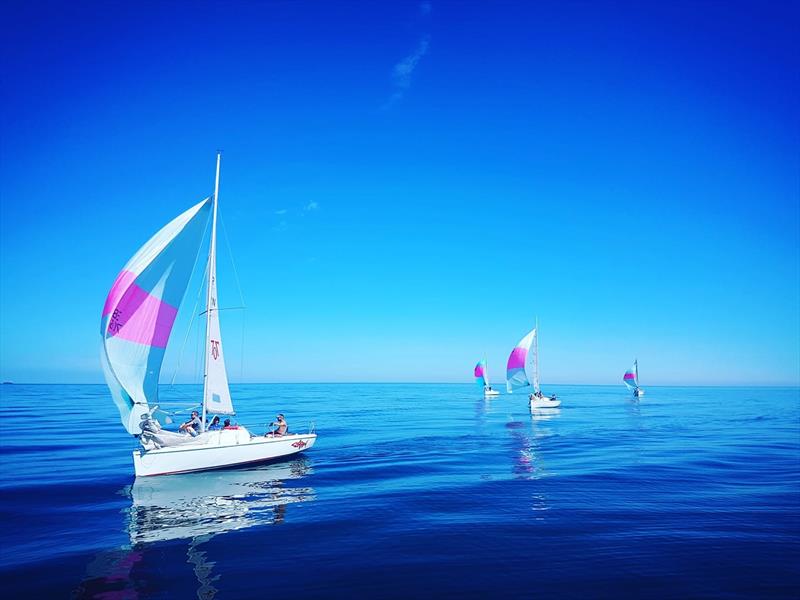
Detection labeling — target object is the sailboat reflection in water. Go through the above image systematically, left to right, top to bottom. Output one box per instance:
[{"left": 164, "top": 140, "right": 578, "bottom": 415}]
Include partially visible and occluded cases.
[
  {"left": 128, "top": 458, "right": 315, "bottom": 545},
  {"left": 74, "top": 460, "right": 314, "bottom": 599}
]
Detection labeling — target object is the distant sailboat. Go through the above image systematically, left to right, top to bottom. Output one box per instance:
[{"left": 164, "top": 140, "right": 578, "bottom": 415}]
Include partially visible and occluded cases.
[
  {"left": 101, "top": 153, "right": 316, "bottom": 476},
  {"left": 506, "top": 324, "right": 561, "bottom": 408},
  {"left": 475, "top": 359, "right": 500, "bottom": 397},
  {"left": 623, "top": 360, "right": 645, "bottom": 397}
]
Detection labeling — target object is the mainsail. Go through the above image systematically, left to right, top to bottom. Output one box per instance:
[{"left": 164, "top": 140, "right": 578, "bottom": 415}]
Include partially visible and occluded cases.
[
  {"left": 202, "top": 154, "right": 234, "bottom": 417},
  {"left": 101, "top": 198, "right": 212, "bottom": 434},
  {"left": 506, "top": 328, "right": 536, "bottom": 393},
  {"left": 474, "top": 359, "right": 488, "bottom": 387},
  {"left": 623, "top": 360, "right": 639, "bottom": 389}
]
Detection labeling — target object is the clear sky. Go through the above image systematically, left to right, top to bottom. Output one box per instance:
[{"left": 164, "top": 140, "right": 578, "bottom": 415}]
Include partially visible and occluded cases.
[{"left": 1, "top": 1, "right": 798, "bottom": 385}]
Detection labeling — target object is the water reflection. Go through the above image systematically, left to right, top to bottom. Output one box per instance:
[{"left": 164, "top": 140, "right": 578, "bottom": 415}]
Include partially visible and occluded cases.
[
  {"left": 128, "top": 457, "right": 314, "bottom": 545},
  {"left": 74, "top": 458, "right": 314, "bottom": 599}
]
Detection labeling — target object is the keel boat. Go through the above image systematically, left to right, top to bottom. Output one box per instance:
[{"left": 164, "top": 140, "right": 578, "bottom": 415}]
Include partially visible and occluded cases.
[
  {"left": 101, "top": 154, "right": 316, "bottom": 477},
  {"left": 506, "top": 323, "right": 561, "bottom": 409},
  {"left": 475, "top": 359, "right": 500, "bottom": 397},
  {"left": 624, "top": 360, "right": 645, "bottom": 397}
]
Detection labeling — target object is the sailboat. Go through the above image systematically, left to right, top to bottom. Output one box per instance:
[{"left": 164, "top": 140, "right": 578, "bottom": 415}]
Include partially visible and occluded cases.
[
  {"left": 101, "top": 153, "right": 316, "bottom": 477},
  {"left": 506, "top": 324, "right": 561, "bottom": 408},
  {"left": 475, "top": 359, "right": 500, "bottom": 397},
  {"left": 624, "top": 360, "right": 645, "bottom": 397}
]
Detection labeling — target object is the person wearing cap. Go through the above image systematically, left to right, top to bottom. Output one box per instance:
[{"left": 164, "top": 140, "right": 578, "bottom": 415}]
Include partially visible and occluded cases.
[
  {"left": 179, "top": 411, "right": 202, "bottom": 436},
  {"left": 269, "top": 414, "right": 287, "bottom": 436}
]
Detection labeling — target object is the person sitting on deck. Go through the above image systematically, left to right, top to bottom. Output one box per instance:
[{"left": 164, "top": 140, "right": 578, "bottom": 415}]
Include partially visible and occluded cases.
[
  {"left": 179, "top": 411, "right": 201, "bottom": 436},
  {"left": 268, "top": 414, "right": 287, "bottom": 437},
  {"left": 207, "top": 416, "right": 222, "bottom": 431}
]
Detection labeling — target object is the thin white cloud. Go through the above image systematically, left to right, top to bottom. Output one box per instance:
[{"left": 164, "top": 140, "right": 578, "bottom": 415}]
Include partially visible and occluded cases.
[
  {"left": 384, "top": 35, "right": 430, "bottom": 109},
  {"left": 393, "top": 36, "right": 430, "bottom": 91},
  {"left": 303, "top": 201, "right": 319, "bottom": 212},
  {"left": 274, "top": 208, "right": 287, "bottom": 215}
]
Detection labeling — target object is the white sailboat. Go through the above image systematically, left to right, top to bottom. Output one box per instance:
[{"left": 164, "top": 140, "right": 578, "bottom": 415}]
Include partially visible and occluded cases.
[
  {"left": 101, "top": 153, "right": 316, "bottom": 477},
  {"left": 506, "top": 323, "right": 561, "bottom": 408},
  {"left": 475, "top": 359, "right": 500, "bottom": 397},
  {"left": 624, "top": 360, "right": 645, "bottom": 397}
]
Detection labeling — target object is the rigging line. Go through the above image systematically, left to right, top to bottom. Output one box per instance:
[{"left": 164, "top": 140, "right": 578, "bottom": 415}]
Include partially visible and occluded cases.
[
  {"left": 219, "top": 206, "right": 247, "bottom": 383},
  {"left": 218, "top": 207, "right": 246, "bottom": 308},
  {"left": 169, "top": 256, "right": 210, "bottom": 387},
  {"left": 198, "top": 306, "right": 246, "bottom": 316}
]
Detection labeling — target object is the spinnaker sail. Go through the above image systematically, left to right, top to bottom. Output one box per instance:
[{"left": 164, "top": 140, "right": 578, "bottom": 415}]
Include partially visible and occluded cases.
[
  {"left": 101, "top": 198, "right": 212, "bottom": 434},
  {"left": 506, "top": 328, "right": 536, "bottom": 393},
  {"left": 474, "top": 359, "right": 488, "bottom": 387},
  {"left": 623, "top": 360, "right": 639, "bottom": 390}
]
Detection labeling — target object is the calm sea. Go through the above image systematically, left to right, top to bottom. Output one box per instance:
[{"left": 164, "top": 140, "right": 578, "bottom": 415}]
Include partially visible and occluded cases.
[{"left": 1, "top": 384, "right": 798, "bottom": 598}]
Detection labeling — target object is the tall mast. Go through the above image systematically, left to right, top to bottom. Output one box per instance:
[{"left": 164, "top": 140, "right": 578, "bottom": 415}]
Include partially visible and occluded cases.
[
  {"left": 202, "top": 152, "right": 221, "bottom": 428},
  {"left": 533, "top": 317, "right": 540, "bottom": 393},
  {"left": 635, "top": 358, "right": 639, "bottom": 388}
]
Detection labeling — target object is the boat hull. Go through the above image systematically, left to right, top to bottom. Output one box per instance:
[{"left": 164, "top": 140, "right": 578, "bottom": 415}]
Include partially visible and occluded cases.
[
  {"left": 634, "top": 388, "right": 645, "bottom": 397},
  {"left": 484, "top": 390, "right": 500, "bottom": 397},
  {"left": 530, "top": 397, "right": 561, "bottom": 409},
  {"left": 133, "top": 431, "right": 317, "bottom": 477}
]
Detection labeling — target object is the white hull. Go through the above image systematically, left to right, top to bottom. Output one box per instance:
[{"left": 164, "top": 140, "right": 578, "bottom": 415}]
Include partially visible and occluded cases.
[
  {"left": 634, "top": 388, "right": 645, "bottom": 397},
  {"left": 484, "top": 390, "right": 500, "bottom": 397},
  {"left": 530, "top": 396, "right": 561, "bottom": 409},
  {"left": 133, "top": 428, "right": 317, "bottom": 477}
]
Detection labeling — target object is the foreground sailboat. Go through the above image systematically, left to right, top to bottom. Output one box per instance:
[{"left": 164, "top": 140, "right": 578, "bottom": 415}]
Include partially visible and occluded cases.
[
  {"left": 101, "top": 154, "right": 316, "bottom": 477},
  {"left": 506, "top": 324, "right": 561, "bottom": 408},
  {"left": 475, "top": 359, "right": 500, "bottom": 397},
  {"left": 624, "top": 360, "right": 645, "bottom": 397}
]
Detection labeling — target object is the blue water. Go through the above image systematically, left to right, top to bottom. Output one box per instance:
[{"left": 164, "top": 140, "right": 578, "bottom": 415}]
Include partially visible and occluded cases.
[{"left": 1, "top": 384, "right": 798, "bottom": 598}]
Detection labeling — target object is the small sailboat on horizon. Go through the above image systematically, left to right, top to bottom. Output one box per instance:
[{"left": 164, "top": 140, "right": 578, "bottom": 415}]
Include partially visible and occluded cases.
[
  {"left": 101, "top": 153, "right": 316, "bottom": 477},
  {"left": 506, "top": 323, "right": 561, "bottom": 408},
  {"left": 475, "top": 359, "right": 500, "bottom": 397},
  {"left": 624, "top": 360, "right": 645, "bottom": 397}
]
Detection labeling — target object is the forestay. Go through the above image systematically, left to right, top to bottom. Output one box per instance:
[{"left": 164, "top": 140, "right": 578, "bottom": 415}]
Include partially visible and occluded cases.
[{"left": 101, "top": 198, "right": 212, "bottom": 434}]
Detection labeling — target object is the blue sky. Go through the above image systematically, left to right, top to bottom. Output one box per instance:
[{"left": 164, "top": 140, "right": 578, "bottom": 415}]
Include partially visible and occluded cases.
[{"left": 1, "top": 1, "right": 798, "bottom": 385}]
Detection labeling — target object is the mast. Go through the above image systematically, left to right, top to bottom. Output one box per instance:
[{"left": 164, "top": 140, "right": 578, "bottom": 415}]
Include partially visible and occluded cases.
[
  {"left": 202, "top": 152, "right": 221, "bottom": 429},
  {"left": 532, "top": 317, "right": 540, "bottom": 393},
  {"left": 635, "top": 358, "right": 639, "bottom": 388}
]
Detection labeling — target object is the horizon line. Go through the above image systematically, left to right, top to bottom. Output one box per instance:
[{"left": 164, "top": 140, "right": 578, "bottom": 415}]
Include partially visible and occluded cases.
[{"left": 2, "top": 382, "right": 798, "bottom": 388}]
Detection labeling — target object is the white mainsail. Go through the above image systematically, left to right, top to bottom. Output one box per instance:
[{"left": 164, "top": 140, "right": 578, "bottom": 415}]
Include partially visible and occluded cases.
[
  {"left": 203, "top": 154, "right": 234, "bottom": 419},
  {"left": 101, "top": 198, "right": 212, "bottom": 434}
]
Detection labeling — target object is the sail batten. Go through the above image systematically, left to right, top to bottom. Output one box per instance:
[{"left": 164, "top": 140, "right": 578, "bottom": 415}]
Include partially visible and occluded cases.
[{"left": 101, "top": 197, "right": 213, "bottom": 434}]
